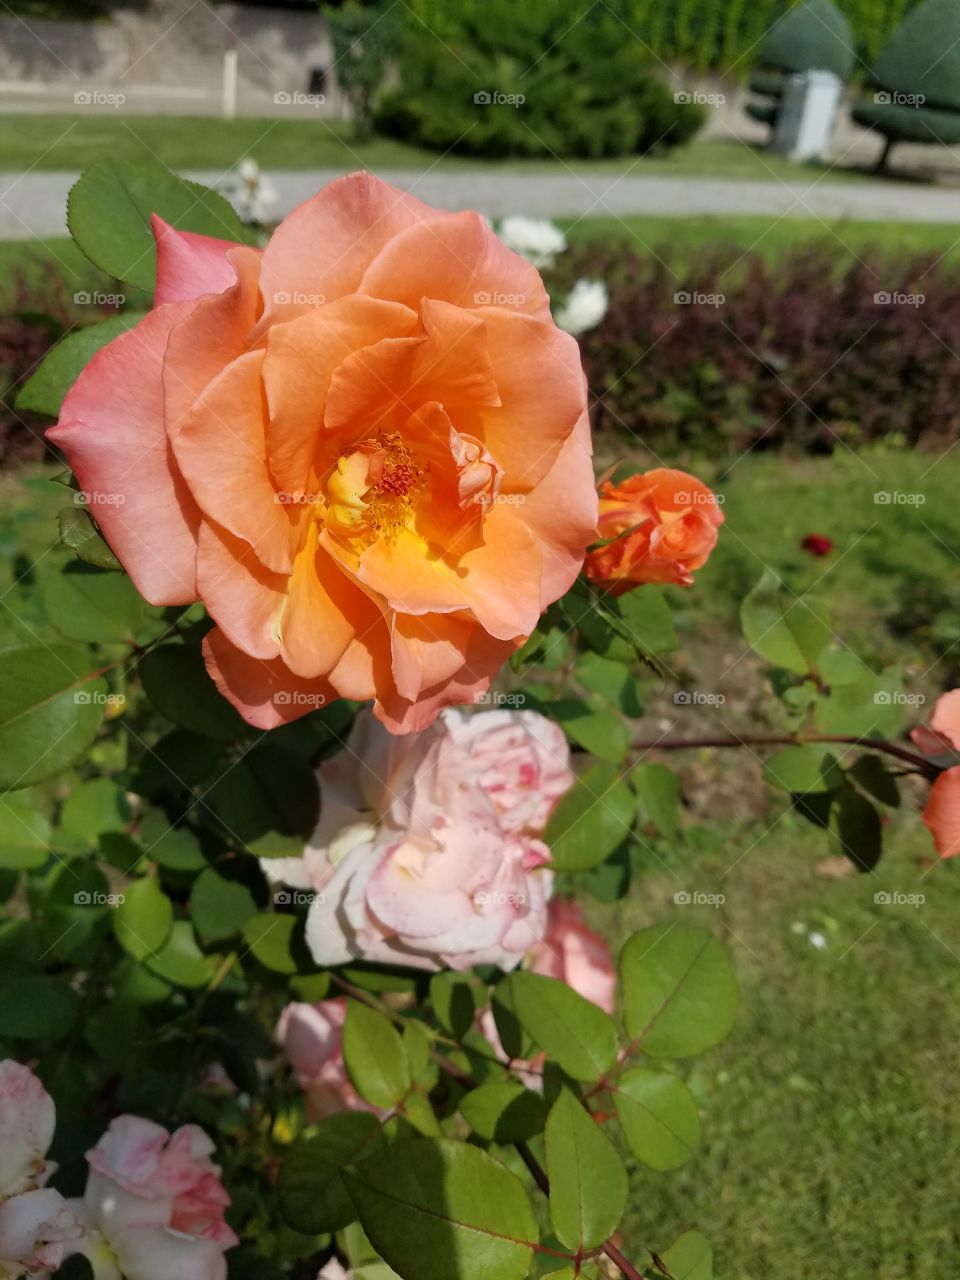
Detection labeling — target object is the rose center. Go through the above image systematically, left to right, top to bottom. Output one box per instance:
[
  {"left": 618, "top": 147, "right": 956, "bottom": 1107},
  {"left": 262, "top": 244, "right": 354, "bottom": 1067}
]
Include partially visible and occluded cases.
[{"left": 324, "top": 432, "right": 422, "bottom": 542}]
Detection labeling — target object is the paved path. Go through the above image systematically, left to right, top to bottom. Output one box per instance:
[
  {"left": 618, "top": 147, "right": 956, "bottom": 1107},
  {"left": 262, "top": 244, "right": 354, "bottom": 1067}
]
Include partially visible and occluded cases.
[{"left": 1, "top": 166, "right": 957, "bottom": 239}]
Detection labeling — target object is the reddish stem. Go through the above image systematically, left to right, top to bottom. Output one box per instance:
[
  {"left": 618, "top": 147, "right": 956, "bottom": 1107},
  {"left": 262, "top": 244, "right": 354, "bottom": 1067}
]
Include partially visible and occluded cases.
[{"left": 630, "top": 732, "right": 937, "bottom": 777}]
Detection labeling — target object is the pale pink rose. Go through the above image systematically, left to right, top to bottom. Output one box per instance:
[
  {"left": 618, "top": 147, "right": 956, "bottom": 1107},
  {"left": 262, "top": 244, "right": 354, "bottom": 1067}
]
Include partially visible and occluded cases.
[
  {"left": 263, "top": 708, "right": 572, "bottom": 972},
  {"left": 527, "top": 898, "right": 617, "bottom": 1014},
  {"left": 277, "top": 1000, "right": 375, "bottom": 1119},
  {"left": 0, "top": 1061, "right": 82, "bottom": 1278},
  {"left": 0, "top": 1061, "right": 57, "bottom": 1197},
  {"left": 70, "top": 1116, "right": 237, "bottom": 1280},
  {"left": 0, "top": 1188, "right": 82, "bottom": 1278}
]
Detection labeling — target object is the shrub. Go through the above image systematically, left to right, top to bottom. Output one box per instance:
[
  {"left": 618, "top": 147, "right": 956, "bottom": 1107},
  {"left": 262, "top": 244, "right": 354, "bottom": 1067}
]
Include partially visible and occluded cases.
[
  {"left": 324, "top": 0, "right": 402, "bottom": 140},
  {"left": 375, "top": 0, "right": 704, "bottom": 160},
  {"left": 852, "top": 0, "right": 960, "bottom": 170},
  {"left": 546, "top": 240, "right": 960, "bottom": 455},
  {"left": 0, "top": 264, "right": 76, "bottom": 468}
]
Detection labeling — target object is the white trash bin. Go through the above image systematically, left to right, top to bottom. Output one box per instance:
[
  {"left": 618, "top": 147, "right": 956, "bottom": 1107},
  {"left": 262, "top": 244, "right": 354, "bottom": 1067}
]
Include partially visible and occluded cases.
[{"left": 772, "top": 69, "right": 842, "bottom": 161}]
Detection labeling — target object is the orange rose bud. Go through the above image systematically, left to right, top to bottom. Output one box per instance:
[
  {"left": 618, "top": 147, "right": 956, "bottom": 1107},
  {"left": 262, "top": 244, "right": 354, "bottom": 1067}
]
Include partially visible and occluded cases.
[{"left": 585, "top": 467, "right": 723, "bottom": 595}]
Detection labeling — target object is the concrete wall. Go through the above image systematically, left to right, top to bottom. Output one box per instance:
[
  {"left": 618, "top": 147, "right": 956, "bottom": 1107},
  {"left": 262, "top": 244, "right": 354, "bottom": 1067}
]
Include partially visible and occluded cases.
[{"left": 0, "top": 0, "right": 346, "bottom": 116}]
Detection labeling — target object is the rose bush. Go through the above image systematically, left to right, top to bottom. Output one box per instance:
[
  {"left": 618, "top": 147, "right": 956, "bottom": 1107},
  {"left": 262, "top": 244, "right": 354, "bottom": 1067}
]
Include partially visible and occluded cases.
[{"left": 49, "top": 172, "right": 596, "bottom": 734}]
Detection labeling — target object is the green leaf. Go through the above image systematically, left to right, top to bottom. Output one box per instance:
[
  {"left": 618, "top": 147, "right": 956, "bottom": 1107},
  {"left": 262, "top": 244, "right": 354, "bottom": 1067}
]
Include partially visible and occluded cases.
[
  {"left": 68, "top": 156, "right": 245, "bottom": 292},
  {"left": 17, "top": 315, "right": 142, "bottom": 416},
  {"left": 56, "top": 505, "right": 122, "bottom": 571},
  {"left": 42, "top": 562, "right": 145, "bottom": 645},
  {"left": 741, "top": 570, "right": 830, "bottom": 675},
  {"left": 617, "top": 586, "right": 678, "bottom": 656},
  {"left": 139, "top": 643, "right": 247, "bottom": 741},
  {"left": 0, "top": 644, "right": 106, "bottom": 791},
  {"left": 818, "top": 646, "right": 865, "bottom": 687},
  {"left": 575, "top": 652, "right": 644, "bottom": 717},
  {"left": 815, "top": 666, "right": 905, "bottom": 738},
  {"left": 553, "top": 700, "right": 630, "bottom": 763},
  {"left": 203, "top": 739, "right": 319, "bottom": 854},
  {"left": 762, "top": 746, "right": 842, "bottom": 795},
  {"left": 849, "top": 753, "right": 900, "bottom": 807},
  {"left": 546, "top": 762, "right": 635, "bottom": 872},
  {"left": 632, "top": 762, "right": 680, "bottom": 839},
  {"left": 61, "top": 778, "right": 128, "bottom": 845},
  {"left": 831, "top": 783, "right": 882, "bottom": 871},
  {"left": 0, "top": 793, "right": 52, "bottom": 869},
  {"left": 142, "top": 820, "right": 207, "bottom": 872},
  {"left": 189, "top": 866, "right": 258, "bottom": 941},
  {"left": 113, "top": 876, "right": 173, "bottom": 961},
  {"left": 241, "top": 913, "right": 298, "bottom": 973},
  {"left": 146, "top": 920, "right": 219, "bottom": 988},
  {"left": 620, "top": 925, "right": 739, "bottom": 1058},
  {"left": 500, "top": 971, "right": 617, "bottom": 1083},
  {"left": 429, "top": 972, "right": 476, "bottom": 1040},
  {"left": 0, "top": 975, "right": 79, "bottom": 1040},
  {"left": 342, "top": 1001, "right": 412, "bottom": 1109},
  {"left": 615, "top": 1067, "right": 701, "bottom": 1170},
  {"left": 460, "top": 1082, "right": 548, "bottom": 1143},
  {"left": 400, "top": 1090, "right": 442, "bottom": 1136},
  {"left": 545, "top": 1090, "right": 627, "bottom": 1251},
  {"left": 278, "top": 1111, "right": 383, "bottom": 1234},
  {"left": 344, "top": 1138, "right": 537, "bottom": 1280},
  {"left": 660, "top": 1229, "right": 712, "bottom": 1280}
]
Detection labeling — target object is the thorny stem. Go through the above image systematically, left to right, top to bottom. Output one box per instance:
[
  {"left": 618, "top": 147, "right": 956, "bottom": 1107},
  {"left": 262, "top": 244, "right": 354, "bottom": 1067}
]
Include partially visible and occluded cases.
[{"left": 630, "top": 731, "right": 938, "bottom": 778}]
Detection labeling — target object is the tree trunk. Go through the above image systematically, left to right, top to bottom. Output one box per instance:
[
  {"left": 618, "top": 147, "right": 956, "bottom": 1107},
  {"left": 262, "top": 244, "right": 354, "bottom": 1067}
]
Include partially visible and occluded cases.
[{"left": 875, "top": 134, "right": 895, "bottom": 173}]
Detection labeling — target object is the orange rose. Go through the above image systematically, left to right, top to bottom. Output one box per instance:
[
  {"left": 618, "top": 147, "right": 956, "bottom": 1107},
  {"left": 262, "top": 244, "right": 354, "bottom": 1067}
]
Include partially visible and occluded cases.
[
  {"left": 50, "top": 174, "right": 596, "bottom": 733},
  {"left": 585, "top": 467, "right": 722, "bottom": 594},
  {"left": 923, "top": 766, "right": 960, "bottom": 857}
]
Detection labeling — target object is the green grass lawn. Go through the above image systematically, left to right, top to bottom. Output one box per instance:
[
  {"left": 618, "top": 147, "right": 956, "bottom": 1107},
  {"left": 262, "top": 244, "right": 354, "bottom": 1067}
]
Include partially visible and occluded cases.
[
  {"left": 0, "top": 115, "right": 922, "bottom": 185},
  {"left": 605, "top": 817, "right": 960, "bottom": 1278}
]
